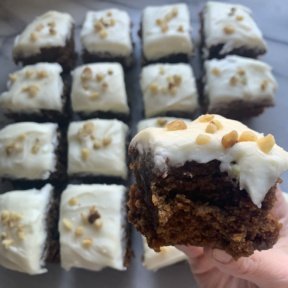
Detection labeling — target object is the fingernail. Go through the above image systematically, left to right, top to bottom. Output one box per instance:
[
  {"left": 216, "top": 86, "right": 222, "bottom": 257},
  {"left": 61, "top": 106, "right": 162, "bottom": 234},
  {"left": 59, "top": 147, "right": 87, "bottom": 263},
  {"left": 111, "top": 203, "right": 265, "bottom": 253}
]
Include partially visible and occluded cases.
[{"left": 213, "top": 249, "right": 232, "bottom": 263}]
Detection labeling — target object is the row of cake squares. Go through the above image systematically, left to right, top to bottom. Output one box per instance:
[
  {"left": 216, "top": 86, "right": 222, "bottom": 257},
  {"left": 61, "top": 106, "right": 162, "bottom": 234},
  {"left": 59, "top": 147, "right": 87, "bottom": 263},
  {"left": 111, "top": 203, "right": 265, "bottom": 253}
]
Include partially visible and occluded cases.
[
  {"left": 12, "top": 2, "right": 267, "bottom": 70},
  {"left": 0, "top": 56, "right": 277, "bottom": 120},
  {"left": 0, "top": 120, "right": 128, "bottom": 182},
  {"left": 0, "top": 183, "right": 186, "bottom": 274}
]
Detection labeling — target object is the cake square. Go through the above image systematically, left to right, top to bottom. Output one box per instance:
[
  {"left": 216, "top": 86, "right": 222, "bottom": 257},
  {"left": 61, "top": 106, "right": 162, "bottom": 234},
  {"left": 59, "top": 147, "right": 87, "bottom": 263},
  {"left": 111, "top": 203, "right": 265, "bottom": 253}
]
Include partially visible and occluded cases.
[
  {"left": 200, "top": 1, "right": 267, "bottom": 59},
  {"left": 142, "top": 3, "right": 193, "bottom": 63},
  {"left": 81, "top": 9, "right": 134, "bottom": 68},
  {"left": 13, "top": 11, "right": 76, "bottom": 71},
  {"left": 204, "top": 56, "right": 277, "bottom": 118},
  {"left": 0, "top": 63, "right": 67, "bottom": 122},
  {"left": 71, "top": 63, "right": 129, "bottom": 119},
  {"left": 141, "top": 64, "right": 199, "bottom": 117},
  {"left": 128, "top": 115, "right": 288, "bottom": 258},
  {"left": 137, "top": 117, "right": 191, "bottom": 132},
  {"left": 67, "top": 119, "right": 128, "bottom": 180},
  {"left": 0, "top": 122, "right": 61, "bottom": 181},
  {"left": 0, "top": 184, "right": 53, "bottom": 274},
  {"left": 59, "top": 184, "right": 129, "bottom": 271},
  {"left": 142, "top": 237, "right": 186, "bottom": 271}
]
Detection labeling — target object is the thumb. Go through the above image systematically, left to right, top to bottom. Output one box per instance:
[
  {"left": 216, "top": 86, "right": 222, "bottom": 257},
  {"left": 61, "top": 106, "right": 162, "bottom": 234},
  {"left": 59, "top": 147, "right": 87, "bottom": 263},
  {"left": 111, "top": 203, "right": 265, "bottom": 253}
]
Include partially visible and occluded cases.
[{"left": 210, "top": 249, "right": 288, "bottom": 288}]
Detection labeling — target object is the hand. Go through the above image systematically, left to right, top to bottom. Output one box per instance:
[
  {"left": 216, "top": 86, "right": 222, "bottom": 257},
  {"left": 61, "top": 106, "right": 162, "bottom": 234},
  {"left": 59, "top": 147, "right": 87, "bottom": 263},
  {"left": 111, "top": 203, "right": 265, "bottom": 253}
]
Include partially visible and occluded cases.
[{"left": 177, "top": 189, "right": 288, "bottom": 288}]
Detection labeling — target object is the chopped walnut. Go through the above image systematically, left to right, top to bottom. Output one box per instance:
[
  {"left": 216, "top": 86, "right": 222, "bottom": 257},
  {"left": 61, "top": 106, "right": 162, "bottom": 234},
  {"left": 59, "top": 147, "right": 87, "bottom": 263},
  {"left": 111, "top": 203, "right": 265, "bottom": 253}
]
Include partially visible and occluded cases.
[
  {"left": 236, "top": 15, "right": 244, "bottom": 21},
  {"left": 94, "top": 21, "right": 105, "bottom": 32},
  {"left": 161, "top": 23, "right": 169, "bottom": 33},
  {"left": 35, "top": 24, "right": 44, "bottom": 31},
  {"left": 177, "top": 25, "right": 184, "bottom": 32},
  {"left": 223, "top": 25, "right": 235, "bottom": 35},
  {"left": 49, "top": 27, "right": 57, "bottom": 35},
  {"left": 99, "top": 29, "right": 108, "bottom": 39},
  {"left": 30, "top": 32, "right": 37, "bottom": 42},
  {"left": 81, "top": 67, "right": 93, "bottom": 82},
  {"left": 211, "top": 68, "right": 221, "bottom": 76},
  {"left": 237, "top": 68, "right": 245, "bottom": 76},
  {"left": 108, "top": 69, "right": 113, "bottom": 75},
  {"left": 25, "top": 70, "right": 33, "bottom": 79},
  {"left": 37, "top": 70, "right": 48, "bottom": 79},
  {"left": 96, "top": 73, "right": 105, "bottom": 82},
  {"left": 8, "top": 74, "right": 17, "bottom": 83},
  {"left": 229, "top": 76, "right": 238, "bottom": 86},
  {"left": 260, "top": 80, "right": 269, "bottom": 91},
  {"left": 101, "top": 82, "right": 108, "bottom": 91},
  {"left": 149, "top": 83, "right": 159, "bottom": 95},
  {"left": 22, "top": 85, "right": 39, "bottom": 98},
  {"left": 89, "top": 91, "right": 100, "bottom": 100},
  {"left": 198, "top": 114, "right": 214, "bottom": 122},
  {"left": 156, "top": 118, "right": 168, "bottom": 127},
  {"left": 212, "top": 119, "right": 223, "bottom": 130},
  {"left": 166, "top": 120, "right": 187, "bottom": 131},
  {"left": 77, "top": 122, "right": 95, "bottom": 140},
  {"left": 205, "top": 122, "right": 218, "bottom": 134},
  {"left": 222, "top": 130, "right": 238, "bottom": 149},
  {"left": 239, "top": 131, "right": 257, "bottom": 142},
  {"left": 196, "top": 134, "right": 211, "bottom": 145},
  {"left": 257, "top": 134, "right": 275, "bottom": 153},
  {"left": 102, "top": 136, "right": 112, "bottom": 146},
  {"left": 31, "top": 139, "right": 41, "bottom": 154},
  {"left": 93, "top": 139, "right": 102, "bottom": 150},
  {"left": 5, "top": 140, "right": 23, "bottom": 156},
  {"left": 81, "top": 148, "right": 90, "bottom": 161},
  {"left": 68, "top": 198, "right": 78, "bottom": 206},
  {"left": 87, "top": 206, "right": 101, "bottom": 224},
  {"left": 63, "top": 218, "right": 73, "bottom": 231},
  {"left": 94, "top": 218, "right": 102, "bottom": 229},
  {"left": 75, "top": 226, "right": 84, "bottom": 237},
  {"left": 82, "top": 238, "right": 93, "bottom": 248},
  {"left": 2, "top": 239, "right": 13, "bottom": 249}
]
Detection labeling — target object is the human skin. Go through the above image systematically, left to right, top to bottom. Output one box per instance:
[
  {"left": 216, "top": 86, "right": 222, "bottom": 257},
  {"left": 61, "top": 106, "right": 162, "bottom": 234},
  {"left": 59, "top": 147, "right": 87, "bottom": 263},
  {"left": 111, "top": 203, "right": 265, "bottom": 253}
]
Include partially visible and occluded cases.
[{"left": 177, "top": 189, "right": 288, "bottom": 288}]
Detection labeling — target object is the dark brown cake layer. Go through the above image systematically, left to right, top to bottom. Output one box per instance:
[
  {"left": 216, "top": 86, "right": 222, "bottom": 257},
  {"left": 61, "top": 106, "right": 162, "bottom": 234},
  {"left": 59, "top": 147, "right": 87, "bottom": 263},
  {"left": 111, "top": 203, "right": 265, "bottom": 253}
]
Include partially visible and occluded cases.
[
  {"left": 199, "top": 12, "right": 266, "bottom": 60},
  {"left": 13, "top": 30, "right": 76, "bottom": 72},
  {"left": 82, "top": 50, "right": 134, "bottom": 70},
  {"left": 206, "top": 99, "right": 274, "bottom": 120},
  {"left": 128, "top": 148, "right": 281, "bottom": 259}
]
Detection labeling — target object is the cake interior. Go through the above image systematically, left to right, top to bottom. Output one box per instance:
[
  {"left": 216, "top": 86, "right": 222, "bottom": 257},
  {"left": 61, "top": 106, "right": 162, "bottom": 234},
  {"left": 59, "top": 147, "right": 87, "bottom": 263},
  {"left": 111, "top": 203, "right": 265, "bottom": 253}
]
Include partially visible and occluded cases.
[{"left": 128, "top": 150, "right": 281, "bottom": 259}]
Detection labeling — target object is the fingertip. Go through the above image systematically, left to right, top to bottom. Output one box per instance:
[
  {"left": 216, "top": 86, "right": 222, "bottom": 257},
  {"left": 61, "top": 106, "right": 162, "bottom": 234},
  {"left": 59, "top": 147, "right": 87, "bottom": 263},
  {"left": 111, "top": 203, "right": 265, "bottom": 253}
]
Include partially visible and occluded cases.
[
  {"left": 176, "top": 245, "right": 204, "bottom": 258},
  {"left": 212, "top": 249, "right": 233, "bottom": 264}
]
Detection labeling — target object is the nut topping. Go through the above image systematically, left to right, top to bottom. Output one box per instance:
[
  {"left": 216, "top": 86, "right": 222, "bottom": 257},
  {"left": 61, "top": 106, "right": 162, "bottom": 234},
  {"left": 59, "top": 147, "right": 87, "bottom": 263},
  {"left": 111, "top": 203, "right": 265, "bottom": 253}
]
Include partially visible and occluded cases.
[
  {"left": 166, "top": 120, "right": 187, "bottom": 131},
  {"left": 222, "top": 130, "right": 238, "bottom": 148},
  {"left": 239, "top": 131, "right": 257, "bottom": 142},
  {"left": 196, "top": 134, "right": 211, "bottom": 145},
  {"left": 257, "top": 134, "right": 275, "bottom": 153}
]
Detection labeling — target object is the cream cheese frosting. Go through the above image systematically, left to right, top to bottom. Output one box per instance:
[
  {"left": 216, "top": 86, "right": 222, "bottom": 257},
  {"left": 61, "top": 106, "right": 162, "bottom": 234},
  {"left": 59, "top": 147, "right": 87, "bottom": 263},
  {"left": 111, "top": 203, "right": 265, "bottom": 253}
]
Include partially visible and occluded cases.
[
  {"left": 202, "top": 2, "right": 267, "bottom": 57},
  {"left": 142, "top": 4, "right": 193, "bottom": 60},
  {"left": 81, "top": 9, "right": 132, "bottom": 56},
  {"left": 13, "top": 11, "right": 74, "bottom": 58},
  {"left": 204, "top": 56, "right": 277, "bottom": 109},
  {"left": 0, "top": 63, "right": 64, "bottom": 113},
  {"left": 71, "top": 63, "right": 129, "bottom": 114},
  {"left": 141, "top": 64, "right": 199, "bottom": 117},
  {"left": 130, "top": 115, "right": 288, "bottom": 207},
  {"left": 137, "top": 117, "right": 191, "bottom": 132},
  {"left": 67, "top": 119, "right": 128, "bottom": 179},
  {"left": 0, "top": 122, "right": 58, "bottom": 180},
  {"left": 0, "top": 184, "right": 52, "bottom": 274},
  {"left": 59, "top": 184, "right": 127, "bottom": 271},
  {"left": 142, "top": 238, "right": 186, "bottom": 271}
]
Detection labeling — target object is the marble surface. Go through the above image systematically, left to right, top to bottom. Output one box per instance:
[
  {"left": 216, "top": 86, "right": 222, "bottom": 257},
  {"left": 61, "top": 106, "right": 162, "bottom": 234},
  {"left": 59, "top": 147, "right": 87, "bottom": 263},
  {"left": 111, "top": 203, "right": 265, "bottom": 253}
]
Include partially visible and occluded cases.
[{"left": 0, "top": 0, "right": 287, "bottom": 287}]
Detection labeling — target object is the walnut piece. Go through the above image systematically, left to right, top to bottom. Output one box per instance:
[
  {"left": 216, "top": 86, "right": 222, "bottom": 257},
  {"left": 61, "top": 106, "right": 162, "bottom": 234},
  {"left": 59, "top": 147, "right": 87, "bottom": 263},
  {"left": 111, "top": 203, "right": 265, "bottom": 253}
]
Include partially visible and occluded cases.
[
  {"left": 166, "top": 120, "right": 187, "bottom": 131},
  {"left": 222, "top": 130, "right": 238, "bottom": 148},
  {"left": 239, "top": 131, "right": 257, "bottom": 142},
  {"left": 196, "top": 134, "right": 211, "bottom": 145},
  {"left": 257, "top": 134, "right": 275, "bottom": 153}
]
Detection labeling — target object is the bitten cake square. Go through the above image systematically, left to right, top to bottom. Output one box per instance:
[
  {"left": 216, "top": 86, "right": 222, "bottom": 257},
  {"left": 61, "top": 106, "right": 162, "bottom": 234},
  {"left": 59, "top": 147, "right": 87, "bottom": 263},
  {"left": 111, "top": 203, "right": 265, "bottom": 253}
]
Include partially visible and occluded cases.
[
  {"left": 200, "top": 2, "right": 267, "bottom": 59},
  {"left": 141, "top": 3, "right": 193, "bottom": 63},
  {"left": 81, "top": 9, "right": 134, "bottom": 69},
  {"left": 13, "top": 11, "right": 76, "bottom": 71},
  {"left": 204, "top": 56, "right": 277, "bottom": 118},
  {"left": 0, "top": 63, "right": 67, "bottom": 122},
  {"left": 71, "top": 63, "right": 129, "bottom": 119},
  {"left": 141, "top": 64, "right": 199, "bottom": 117},
  {"left": 128, "top": 115, "right": 288, "bottom": 259},
  {"left": 137, "top": 117, "right": 191, "bottom": 132},
  {"left": 67, "top": 119, "right": 128, "bottom": 181},
  {"left": 0, "top": 122, "right": 61, "bottom": 181},
  {"left": 0, "top": 184, "right": 53, "bottom": 274},
  {"left": 59, "top": 184, "right": 130, "bottom": 271},
  {"left": 142, "top": 237, "right": 186, "bottom": 271}
]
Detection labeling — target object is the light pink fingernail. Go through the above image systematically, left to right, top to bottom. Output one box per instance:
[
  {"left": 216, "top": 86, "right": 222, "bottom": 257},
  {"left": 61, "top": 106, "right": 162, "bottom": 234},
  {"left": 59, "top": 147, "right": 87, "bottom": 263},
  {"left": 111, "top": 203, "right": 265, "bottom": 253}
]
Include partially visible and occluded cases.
[{"left": 213, "top": 249, "right": 232, "bottom": 263}]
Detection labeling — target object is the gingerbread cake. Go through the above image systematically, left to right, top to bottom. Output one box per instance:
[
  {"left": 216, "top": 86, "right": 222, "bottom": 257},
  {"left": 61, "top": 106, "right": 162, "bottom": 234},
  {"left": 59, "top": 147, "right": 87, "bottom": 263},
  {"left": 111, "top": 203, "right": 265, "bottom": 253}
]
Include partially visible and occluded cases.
[{"left": 128, "top": 114, "right": 288, "bottom": 259}]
